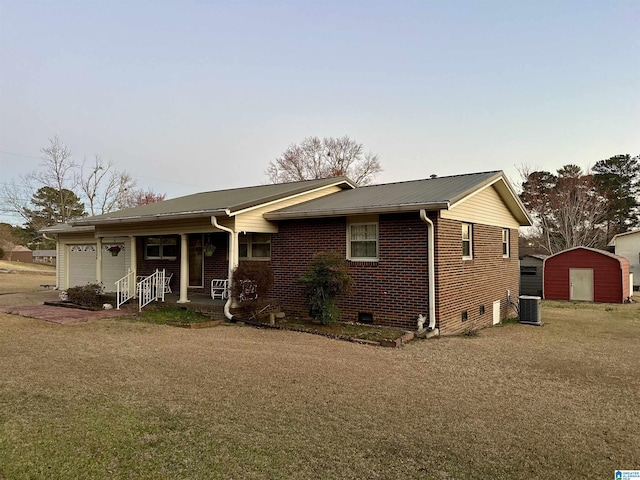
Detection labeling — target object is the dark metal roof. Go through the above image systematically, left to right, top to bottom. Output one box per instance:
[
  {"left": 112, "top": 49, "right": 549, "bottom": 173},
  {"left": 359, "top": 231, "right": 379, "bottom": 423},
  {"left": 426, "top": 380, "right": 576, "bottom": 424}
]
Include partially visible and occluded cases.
[
  {"left": 265, "top": 171, "right": 524, "bottom": 219},
  {"left": 71, "top": 177, "right": 354, "bottom": 226}
]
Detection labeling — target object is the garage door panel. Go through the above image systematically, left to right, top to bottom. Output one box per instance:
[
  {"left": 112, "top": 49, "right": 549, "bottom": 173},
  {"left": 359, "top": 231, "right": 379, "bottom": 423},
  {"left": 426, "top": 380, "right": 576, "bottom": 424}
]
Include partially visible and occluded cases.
[{"left": 68, "top": 245, "right": 97, "bottom": 287}]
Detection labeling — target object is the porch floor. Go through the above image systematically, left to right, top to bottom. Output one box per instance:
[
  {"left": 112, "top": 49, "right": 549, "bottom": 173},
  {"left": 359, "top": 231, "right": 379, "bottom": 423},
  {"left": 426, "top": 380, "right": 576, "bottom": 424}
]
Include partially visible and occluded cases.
[{"left": 139, "top": 293, "right": 227, "bottom": 319}]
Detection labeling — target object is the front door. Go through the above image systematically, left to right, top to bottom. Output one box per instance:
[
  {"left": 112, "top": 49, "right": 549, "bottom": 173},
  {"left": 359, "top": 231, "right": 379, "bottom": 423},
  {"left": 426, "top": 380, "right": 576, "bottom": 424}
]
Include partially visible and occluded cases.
[
  {"left": 188, "top": 234, "right": 203, "bottom": 287},
  {"left": 569, "top": 268, "right": 594, "bottom": 301}
]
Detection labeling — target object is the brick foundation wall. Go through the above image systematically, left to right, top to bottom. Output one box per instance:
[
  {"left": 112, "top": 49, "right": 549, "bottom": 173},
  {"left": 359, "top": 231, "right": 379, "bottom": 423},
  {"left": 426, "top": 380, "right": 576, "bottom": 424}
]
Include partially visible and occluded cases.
[{"left": 270, "top": 213, "right": 520, "bottom": 335}]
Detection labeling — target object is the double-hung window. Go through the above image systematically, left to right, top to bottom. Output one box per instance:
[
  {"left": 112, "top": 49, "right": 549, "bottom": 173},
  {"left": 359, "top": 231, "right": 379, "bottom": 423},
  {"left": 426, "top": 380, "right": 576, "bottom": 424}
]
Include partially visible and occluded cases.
[
  {"left": 348, "top": 222, "right": 378, "bottom": 261},
  {"left": 462, "top": 223, "right": 473, "bottom": 259},
  {"left": 502, "top": 228, "right": 510, "bottom": 258},
  {"left": 239, "top": 233, "right": 271, "bottom": 260},
  {"left": 144, "top": 236, "right": 178, "bottom": 260}
]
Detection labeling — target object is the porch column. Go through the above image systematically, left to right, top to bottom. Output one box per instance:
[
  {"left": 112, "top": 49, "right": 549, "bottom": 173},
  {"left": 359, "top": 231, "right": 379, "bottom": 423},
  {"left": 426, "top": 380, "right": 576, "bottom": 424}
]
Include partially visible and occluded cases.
[
  {"left": 177, "top": 233, "right": 190, "bottom": 304},
  {"left": 130, "top": 236, "right": 137, "bottom": 298},
  {"left": 96, "top": 237, "right": 103, "bottom": 284}
]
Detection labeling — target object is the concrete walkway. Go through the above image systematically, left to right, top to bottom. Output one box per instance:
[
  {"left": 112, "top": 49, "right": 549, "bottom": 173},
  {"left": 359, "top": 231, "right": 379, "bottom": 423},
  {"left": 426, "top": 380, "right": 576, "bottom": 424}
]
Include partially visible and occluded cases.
[
  {"left": 0, "top": 288, "right": 134, "bottom": 325},
  {"left": 0, "top": 304, "right": 133, "bottom": 324}
]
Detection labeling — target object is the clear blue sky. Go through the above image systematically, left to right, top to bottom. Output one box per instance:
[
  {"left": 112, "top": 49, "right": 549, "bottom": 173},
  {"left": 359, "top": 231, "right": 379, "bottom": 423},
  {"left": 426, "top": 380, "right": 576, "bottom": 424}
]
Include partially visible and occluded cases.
[{"left": 1, "top": 0, "right": 638, "bottom": 224}]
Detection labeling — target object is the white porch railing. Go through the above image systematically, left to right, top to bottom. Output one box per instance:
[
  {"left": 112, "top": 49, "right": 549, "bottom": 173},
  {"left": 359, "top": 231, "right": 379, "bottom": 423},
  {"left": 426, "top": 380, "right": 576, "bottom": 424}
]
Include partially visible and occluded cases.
[
  {"left": 116, "top": 269, "right": 135, "bottom": 310},
  {"left": 137, "top": 269, "right": 165, "bottom": 311}
]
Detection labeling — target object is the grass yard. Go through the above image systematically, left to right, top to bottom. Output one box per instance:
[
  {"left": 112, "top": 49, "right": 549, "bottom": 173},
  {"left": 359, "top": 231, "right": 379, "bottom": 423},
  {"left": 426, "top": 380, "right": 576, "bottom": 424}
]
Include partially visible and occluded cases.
[{"left": 1, "top": 279, "right": 639, "bottom": 479}]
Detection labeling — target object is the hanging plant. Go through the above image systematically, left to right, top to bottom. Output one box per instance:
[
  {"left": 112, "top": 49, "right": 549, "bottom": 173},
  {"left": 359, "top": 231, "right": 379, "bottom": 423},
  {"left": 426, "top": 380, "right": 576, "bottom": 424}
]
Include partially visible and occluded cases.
[
  {"left": 203, "top": 243, "right": 216, "bottom": 257},
  {"left": 107, "top": 246, "right": 122, "bottom": 256}
]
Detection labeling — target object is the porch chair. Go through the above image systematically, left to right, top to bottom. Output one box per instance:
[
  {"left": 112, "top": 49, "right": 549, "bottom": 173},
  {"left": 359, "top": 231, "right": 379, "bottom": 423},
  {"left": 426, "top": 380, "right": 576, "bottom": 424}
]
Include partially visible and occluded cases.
[
  {"left": 164, "top": 273, "right": 173, "bottom": 294},
  {"left": 211, "top": 279, "right": 229, "bottom": 300}
]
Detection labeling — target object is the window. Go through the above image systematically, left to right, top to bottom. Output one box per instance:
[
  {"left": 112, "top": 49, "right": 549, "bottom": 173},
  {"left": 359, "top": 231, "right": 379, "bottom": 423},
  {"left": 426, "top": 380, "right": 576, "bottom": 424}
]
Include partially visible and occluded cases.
[
  {"left": 348, "top": 222, "right": 378, "bottom": 260},
  {"left": 462, "top": 223, "right": 473, "bottom": 259},
  {"left": 502, "top": 228, "right": 510, "bottom": 258},
  {"left": 239, "top": 233, "right": 271, "bottom": 260},
  {"left": 144, "top": 236, "right": 177, "bottom": 260},
  {"left": 520, "top": 266, "right": 537, "bottom": 276}
]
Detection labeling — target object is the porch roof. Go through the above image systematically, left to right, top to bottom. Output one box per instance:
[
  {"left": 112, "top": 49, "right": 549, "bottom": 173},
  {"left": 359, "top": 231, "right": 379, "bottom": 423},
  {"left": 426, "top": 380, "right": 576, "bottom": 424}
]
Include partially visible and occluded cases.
[
  {"left": 265, "top": 171, "right": 531, "bottom": 225},
  {"left": 70, "top": 177, "right": 354, "bottom": 226}
]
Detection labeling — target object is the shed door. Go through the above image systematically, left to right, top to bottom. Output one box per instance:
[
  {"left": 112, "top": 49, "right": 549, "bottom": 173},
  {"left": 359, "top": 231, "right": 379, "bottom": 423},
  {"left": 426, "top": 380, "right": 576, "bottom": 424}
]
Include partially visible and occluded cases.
[
  {"left": 68, "top": 245, "right": 97, "bottom": 287},
  {"left": 569, "top": 268, "right": 594, "bottom": 301}
]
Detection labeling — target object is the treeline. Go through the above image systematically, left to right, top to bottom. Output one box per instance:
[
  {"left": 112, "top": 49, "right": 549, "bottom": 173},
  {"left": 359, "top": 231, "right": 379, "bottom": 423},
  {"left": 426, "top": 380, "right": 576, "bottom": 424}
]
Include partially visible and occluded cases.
[
  {"left": 0, "top": 136, "right": 165, "bottom": 250},
  {"left": 520, "top": 154, "right": 640, "bottom": 254}
]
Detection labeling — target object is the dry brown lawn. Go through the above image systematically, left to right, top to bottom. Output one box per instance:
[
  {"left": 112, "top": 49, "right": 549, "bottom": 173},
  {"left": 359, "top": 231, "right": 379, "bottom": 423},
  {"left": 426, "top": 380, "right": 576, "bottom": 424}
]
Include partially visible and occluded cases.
[{"left": 1, "top": 272, "right": 639, "bottom": 479}]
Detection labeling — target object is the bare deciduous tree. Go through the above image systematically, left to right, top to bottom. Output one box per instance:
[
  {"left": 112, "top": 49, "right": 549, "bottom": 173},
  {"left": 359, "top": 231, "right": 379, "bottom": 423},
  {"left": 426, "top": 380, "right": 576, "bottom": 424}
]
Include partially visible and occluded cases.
[
  {"left": 27, "top": 136, "right": 77, "bottom": 223},
  {"left": 266, "top": 136, "right": 382, "bottom": 186},
  {"left": 78, "top": 155, "right": 137, "bottom": 216},
  {"left": 520, "top": 164, "right": 611, "bottom": 253}
]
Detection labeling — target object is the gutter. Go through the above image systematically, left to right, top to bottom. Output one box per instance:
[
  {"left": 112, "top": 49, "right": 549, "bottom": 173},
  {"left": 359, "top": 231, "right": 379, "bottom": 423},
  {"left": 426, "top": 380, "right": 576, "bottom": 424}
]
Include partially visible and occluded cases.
[
  {"left": 265, "top": 202, "right": 451, "bottom": 221},
  {"left": 419, "top": 210, "right": 437, "bottom": 332},
  {"left": 211, "top": 215, "right": 239, "bottom": 322}
]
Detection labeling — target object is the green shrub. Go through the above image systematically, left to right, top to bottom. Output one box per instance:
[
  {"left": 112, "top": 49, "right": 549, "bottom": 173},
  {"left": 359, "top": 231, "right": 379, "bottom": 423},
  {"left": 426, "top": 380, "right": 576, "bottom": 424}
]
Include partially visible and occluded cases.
[
  {"left": 299, "top": 251, "right": 353, "bottom": 325},
  {"left": 66, "top": 283, "right": 106, "bottom": 309}
]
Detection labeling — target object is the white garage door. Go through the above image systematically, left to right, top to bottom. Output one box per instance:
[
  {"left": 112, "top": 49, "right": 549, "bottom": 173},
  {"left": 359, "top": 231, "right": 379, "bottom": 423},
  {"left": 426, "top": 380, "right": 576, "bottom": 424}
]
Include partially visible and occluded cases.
[
  {"left": 102, "top": 244, "right": 126, "bottom": 292},
  {"left": 68, "top": 245, "right": 97, "bottom": 287}
]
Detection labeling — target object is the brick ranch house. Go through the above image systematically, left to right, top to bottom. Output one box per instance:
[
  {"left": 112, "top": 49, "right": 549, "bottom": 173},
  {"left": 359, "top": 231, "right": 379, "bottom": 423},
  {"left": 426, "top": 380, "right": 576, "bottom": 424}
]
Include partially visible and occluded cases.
[{"left": 43, "top": 171, "right": 531, "bottom": 335}]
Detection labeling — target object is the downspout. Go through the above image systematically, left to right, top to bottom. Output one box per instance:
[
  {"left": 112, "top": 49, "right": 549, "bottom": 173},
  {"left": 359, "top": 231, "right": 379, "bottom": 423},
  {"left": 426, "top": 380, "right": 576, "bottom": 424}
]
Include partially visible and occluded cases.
[
  {"left": 419, "top": 210, "right": 437, "bottom": 331},
  {"left": 211, "top": 215, "right": 239, "bottom": 322}
]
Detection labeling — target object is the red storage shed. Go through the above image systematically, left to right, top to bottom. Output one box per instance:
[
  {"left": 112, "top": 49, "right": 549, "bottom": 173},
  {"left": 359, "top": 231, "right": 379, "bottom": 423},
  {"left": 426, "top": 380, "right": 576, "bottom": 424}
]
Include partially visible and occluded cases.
[{"left": 543, "top": 247, "right": 631, "bottom": 303}]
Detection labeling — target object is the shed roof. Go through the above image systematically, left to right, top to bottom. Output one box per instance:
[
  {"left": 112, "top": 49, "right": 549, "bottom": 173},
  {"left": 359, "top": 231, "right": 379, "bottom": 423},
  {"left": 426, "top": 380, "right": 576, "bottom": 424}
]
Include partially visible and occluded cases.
[
  {"left": 265, "top": 171, "right": 531, "bottom": 225},
  {"left": 544, "top": 246, "right": 629, "bottom": 265}
]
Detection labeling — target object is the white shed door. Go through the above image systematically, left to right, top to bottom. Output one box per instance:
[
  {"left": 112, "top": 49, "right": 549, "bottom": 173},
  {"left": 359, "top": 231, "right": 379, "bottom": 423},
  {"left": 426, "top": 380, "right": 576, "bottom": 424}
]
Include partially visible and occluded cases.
[
  {"left": 68, "top": 245, "right": 97, "bottom": 287},
  {"left": 569, "top": 268, "right": 594, "bottom": 301}
]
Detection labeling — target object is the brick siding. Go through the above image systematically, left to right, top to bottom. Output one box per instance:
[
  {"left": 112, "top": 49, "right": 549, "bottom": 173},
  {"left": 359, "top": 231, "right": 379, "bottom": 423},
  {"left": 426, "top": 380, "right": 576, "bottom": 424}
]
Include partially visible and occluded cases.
[{"left": 269, "top": 212, "right": 520, "bottom": 335}]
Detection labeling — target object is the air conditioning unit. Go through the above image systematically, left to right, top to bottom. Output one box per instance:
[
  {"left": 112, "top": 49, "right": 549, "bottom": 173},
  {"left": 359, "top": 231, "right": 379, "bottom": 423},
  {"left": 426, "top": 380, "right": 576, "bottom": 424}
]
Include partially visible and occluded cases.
[{"left": 519, "top": 295, "right": 543, "bottom": 326}]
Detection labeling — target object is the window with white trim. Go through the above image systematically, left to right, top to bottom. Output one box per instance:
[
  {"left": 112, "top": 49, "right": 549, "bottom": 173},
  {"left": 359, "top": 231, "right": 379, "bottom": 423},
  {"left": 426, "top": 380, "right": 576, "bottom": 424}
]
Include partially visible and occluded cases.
[
  {"left": 348, "top": 222, "right": 378, "bottom": 261},
  {"left": 462, "top": 223, "right": 473, "bottom": 259},
  {"left": 502, "top": 228, "right": 510, "bottom": 258},
  {"left": 239, "top": 233, "right": 271, "bottom": 260},
  {"left": 144, "top": 236, "right": 178, "bottom": 260}
]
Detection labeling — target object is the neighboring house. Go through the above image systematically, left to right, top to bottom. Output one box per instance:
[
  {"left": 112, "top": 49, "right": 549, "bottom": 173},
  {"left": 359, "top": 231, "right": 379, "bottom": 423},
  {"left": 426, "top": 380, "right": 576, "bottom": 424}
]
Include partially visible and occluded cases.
[
  {"left": 42, "top": 171, "right": 531, "bottom": 335},
  {"left": 608, "top": 230, "right": 640, "bottom": 291},
  {"left": 9, "top": 245, "right": 33, "bottom": 263},
  {"left": 543, "top": 247, "right": 631, "bottom": 304},
  {"left": 32, "top": 250, "right": 57, "bottom": 265},
  {"left": 519, "top": 254, "right": 547, "bottom": 297}
]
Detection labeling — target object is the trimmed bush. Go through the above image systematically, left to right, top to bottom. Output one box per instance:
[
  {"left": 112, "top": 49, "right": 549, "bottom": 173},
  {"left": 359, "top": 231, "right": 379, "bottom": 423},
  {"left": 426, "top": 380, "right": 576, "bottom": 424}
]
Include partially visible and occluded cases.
[
  {"left": 299, "top": 251, "right": 353, "bottom": 325},
  {"left": 66, "top": 283, "right": 106, "bottom": 309}
]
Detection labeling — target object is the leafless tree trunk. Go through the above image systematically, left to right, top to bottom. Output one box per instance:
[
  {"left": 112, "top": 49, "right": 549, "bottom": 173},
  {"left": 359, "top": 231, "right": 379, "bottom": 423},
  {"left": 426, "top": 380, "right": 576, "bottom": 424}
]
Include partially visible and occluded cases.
[
  {"left": 26, "top": 136, "right": 77, "bottom": 223},
  {"left": 267, "top": 136, "right": 382, "bottom": 186},
  {"left": 78, "top": 155, "right": 137, "bottom": 215}
]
